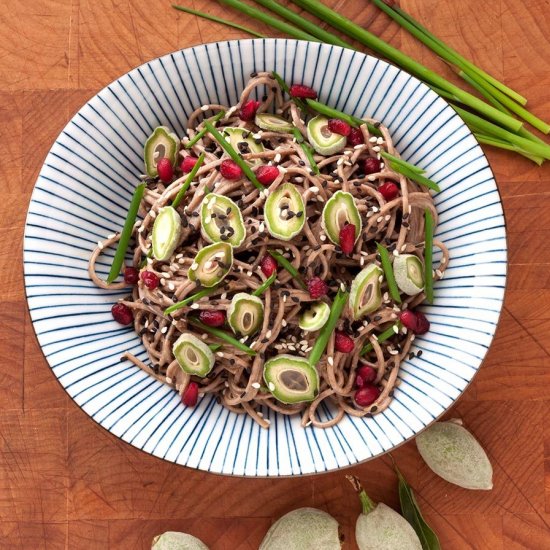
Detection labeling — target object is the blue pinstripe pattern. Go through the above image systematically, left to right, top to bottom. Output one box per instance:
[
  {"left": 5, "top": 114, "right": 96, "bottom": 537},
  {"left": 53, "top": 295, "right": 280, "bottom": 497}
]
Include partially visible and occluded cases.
[{"left": 23, "top": 39, "right": 507, "bottom": 477}]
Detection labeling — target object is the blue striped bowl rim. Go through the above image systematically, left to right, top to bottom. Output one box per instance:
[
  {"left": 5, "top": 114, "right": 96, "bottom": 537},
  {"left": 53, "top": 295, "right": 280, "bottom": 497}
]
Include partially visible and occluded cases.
[{"left": 24, "top": 39, "right": 506, "bottom": 476}]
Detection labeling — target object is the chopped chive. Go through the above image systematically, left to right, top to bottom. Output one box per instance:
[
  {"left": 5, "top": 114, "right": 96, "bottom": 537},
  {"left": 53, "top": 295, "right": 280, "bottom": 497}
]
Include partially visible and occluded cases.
[
  {"left": 218, "top": 0, "right": 320, "bottom": 41},
  {"left": 172, "top": 4, "right": 266, "bottom": 38},
  {"left": 272, "top": 71, "right": 308, "bottom": 112},
  {"left": 305, "top": 99, "right": 382, "bottom": 136},
  {"left": 185, "top": 111, "right": 226, "bottom": 149},
  {"left": 203, "top": 120, "right": 263, "bottom": 190},
  {"left": 292, "top": 128, "right": 319, "bottom": 174},
  {"left": 379, "top": 151, "right": 424, "bottom": 174},
  {"left": 172, "top": 152, "right": 206, "bottom": 208},
  {"left": 386, "top": 160, "right": 441, "bottom": 193},
  {"left": 106, "top": 183, "right": 145, "bottom": 284},
  {"left": 424, "top": 208, "right": 434, "bottom": 304},
  {"left": 376, "top": 243, "right": 401, "bottom": 304},
  {"left": 268, "top": 250, "right": 307, "bottom": 289},
  {"left": 252, "top": 272, "right": 277, "bottom": 296},
  {"left": 164, "top": 286, "right": 218, "bottom": 315},
  {"left": 308, "top": 289, "right": 349, "bottom": 367},
  {"left": 188, "top": 318, "right": 257, "bottom": 356},
  {"left": 360, "top": 322, "right": 401, "bottom": 355},
  {"left": 209, "top": 343, "right": 223, "bottom": 352}
]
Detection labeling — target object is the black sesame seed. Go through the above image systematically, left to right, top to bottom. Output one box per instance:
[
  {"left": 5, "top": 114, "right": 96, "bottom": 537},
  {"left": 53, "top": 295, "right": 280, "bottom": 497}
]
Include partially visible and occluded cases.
[
  {"left": 250, "top": 71, "right": 258, "bottom": 77},
  {"left": 262, "top": 94, "right": 268, "bottom": 101},
  {"left": 374, "top": 121, "right": 381, "bottom": 128},
  {"left": 299, "top": 160, "right": 306, "bottom": 166},
  {"left": 296, "top": 211, "right": 303, "bottom": 218},
  {"left": 402, "top": 221, "right": 410, "bottom": 228},
  {"left": 220, "top": 234, "right": 229, "bottom": 241},
  {"left": 291, "top": 296, "right": 300, "bottom": 303},
  {"left": 373, "top": 315, "right": 382, "bottom": 322},
  {"left": 417, "top": 350, "right": 423, "bottom": 357},
  {"left": 370, "top": 405, "right": 378, "bottom": 412}
]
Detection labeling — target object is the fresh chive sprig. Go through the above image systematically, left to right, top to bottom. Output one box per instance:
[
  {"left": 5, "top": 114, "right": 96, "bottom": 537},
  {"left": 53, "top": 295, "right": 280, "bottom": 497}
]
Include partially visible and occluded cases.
[
  {"left": 185, "top": 111, "right": 226, "bottom": 149},
  {"left": 172, "top": 152, "right": 206, "bottom": 208},
  {"left": 376, "top": 243, "right": 401, "bottom": 304},
  {"left": 268, "top": 250, "right": 307, "bottom": 289},
  {"left": 252, "top": 272, "right": 277, "bottom": 297},
  {"left": 164, "top": 286, "right": 218, "bottom": 315},
  {"left": 188, "top": 318, "right": 257, "bottom": 355},
  {"left": 360, "top": 322, "right": 401, "bottom": 355}
]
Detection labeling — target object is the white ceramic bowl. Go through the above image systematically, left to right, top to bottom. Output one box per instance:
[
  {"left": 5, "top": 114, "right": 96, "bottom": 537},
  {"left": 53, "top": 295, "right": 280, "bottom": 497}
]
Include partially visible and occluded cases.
[{"left": 24, "top": 39, "right": 506, "bottom": 476}]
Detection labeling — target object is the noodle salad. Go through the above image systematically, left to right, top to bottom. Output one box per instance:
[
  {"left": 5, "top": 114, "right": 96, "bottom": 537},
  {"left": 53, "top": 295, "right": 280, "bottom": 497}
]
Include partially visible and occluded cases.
[{"left": 89, "top": 72, "right": 448, "bottom": 429}]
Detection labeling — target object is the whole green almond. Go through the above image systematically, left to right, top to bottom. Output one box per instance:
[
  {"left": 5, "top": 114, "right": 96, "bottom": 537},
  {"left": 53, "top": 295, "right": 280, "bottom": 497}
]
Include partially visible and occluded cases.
[
  {"left": 416, "top": 419, "right": 493, "bottom": 490},
  {"left": 356, "top": 502, "right": 422, "bottom": 550},
  {"left": 259, "top": 507, "right": 341, "bottom": 550},
  {"left": 151, "top": 532, "right": 209, "bottom": 550}
]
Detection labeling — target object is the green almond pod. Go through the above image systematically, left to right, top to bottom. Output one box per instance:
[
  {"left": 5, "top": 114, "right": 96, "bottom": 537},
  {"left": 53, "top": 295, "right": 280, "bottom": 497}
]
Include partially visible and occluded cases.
[
  {"left": 255, "top": 113, "right": 294, "bottom": 133},
  {"left": 307, "top": 115, "right": 346, "bottom": 155},
  {"left": 145, "top": 126, "right": 180, "bottom": 177},
  {"left": 224, "top": 127, "right": 264, "bottom": 163},
  {"left": 264, "top": 183, "right": 305, "bottom": 240},
  {"left": 322, "top": 190, "right": 362, "bottom": 246},
  {"left": 200, "top": 193, "right": 246, "bottom": 247},
  {"left": 152, "top": 206, "right": 182, "bottom": 261},
  {"left": 188, "top": 242, "right": 233, "bottom": 287},
  {"left": 393, "top": 254, "right": 424, "bottom": 296},
  {"left": 349, "top": 264, "right": 383, "bottom": 320},
  {"left": 228, "top": 292, "right": 264, "bottom": 336},
  {"left": 298, "top": 301, "right": 330, "bottom": 332},
  {"left": 173, "top": 333, "right": 214, "bottom": 377},
  {"left": 263, "top": 355, "right": 319, "bottom": 404},
  {"left": 416, "top": 420, "right": 493, "bottom": 490},
  {"left": 356, "top": 503, "right": 422, "bottom": 550},
  {"left": 259, "top": 508, "right": 340, "bottom": 550},
  {"left": 152, "top": 532, "right": 209, "bottom": 550}
]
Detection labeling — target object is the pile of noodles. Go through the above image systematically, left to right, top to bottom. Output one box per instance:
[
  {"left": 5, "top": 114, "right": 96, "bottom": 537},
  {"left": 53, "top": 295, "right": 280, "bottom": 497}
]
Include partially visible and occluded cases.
[{"left": 89, "top": 72, "right": 449, "bottom": 429}]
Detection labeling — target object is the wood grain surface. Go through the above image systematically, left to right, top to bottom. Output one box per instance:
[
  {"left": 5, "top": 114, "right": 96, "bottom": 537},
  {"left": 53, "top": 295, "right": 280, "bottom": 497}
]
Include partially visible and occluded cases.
[{"left": 2, "top": 0, "right": 550, "bottom": 548}]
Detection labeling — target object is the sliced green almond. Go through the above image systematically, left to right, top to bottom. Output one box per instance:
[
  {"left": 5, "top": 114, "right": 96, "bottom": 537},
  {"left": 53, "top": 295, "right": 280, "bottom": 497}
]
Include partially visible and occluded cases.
[
  {"left": 255, "top": 113, "right": 294, "bottom": 133},
  {"left": 307, "top": 116, "right": 346, "bottom": 155},
  {"left": 144, "top": 126, "right": 179, "bottom": 177},
  {"left": 223, "top": 127, "right": 264, "bottom": 164},
  {"left": 264, "top": 183, "right": 305, "bottom": 241},
  {"left": 322, "top": 191, "right": 362, "bottom": 246},
  {"left": 200, "top": 193, "right": 246, "bottom": 247},
  {"left": 152, "top": 206, "right": 181, "bottom": 261},
  {"left": 188, "top": 242, "right": 233, "bottom": 287},
  {"left": 394, "top": 254, "right": 424, "bottom": 296},
  {"left": 349, "top": 264, "right": 383, "bottom": 320},
  {"left": 228, "top": 293, "right": 264, "bottom": 336},
  {"left": 299, "top": 301, "right": 330, "bottom": 332},
  {"left": 173, "top": 332, "right": 214, "bottom": 377},
  {"left": 263, "top": 354, "right": 319, "bottom": 404},
  {"left": 416, "top": 420, "right": 493, "bottom": 490}
]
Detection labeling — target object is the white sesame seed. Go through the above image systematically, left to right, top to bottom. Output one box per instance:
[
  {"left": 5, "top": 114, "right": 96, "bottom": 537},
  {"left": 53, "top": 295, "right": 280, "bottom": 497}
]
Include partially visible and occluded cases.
[
  {"left": 201, "top": 105, "right": 209, "bottom": 111},
  {"left": 252, "top": 132, "right": 262, "bottom": 139},
  {"left": 369, "top": 136, "right": 378, "bottom": 143},
  {"left": 376, "top": 137, "right": 385, "bottom": 145},
  {"left": 354, "top": 144, "right": 364, "bottom": 150},
  {"left": 373, "top": 146, "right": 381, "bottom": 152},
  {"left": 274, "top": 153, "right": 281, "bottom": 163},
  {"left": 337, "top": 158, "right": 344, "bottom": 166},
  {"left": 367, "top": 175, "right": 376, "bottom": 182},
  {"left": 294, "top": 177, "right": 304, "bottom": 183},
  {"left": 309, "top": 186, "right": 319, "bottom": 194},
  {"left": 317, "top": 196, "right": 325, "bottom": 202},
  {"left": 372, "top": 206, "right": 379, "bottom": 213},
  {"left": 150, "top": 211, "right": 156, "bottom": 219},
  {"left": 385, "top": 215, "right": 391, "bottom": 221},
  {"left": 204, "top": 216, "right": 211, "bottom": 224},
  {"left": 377, "top": 216, "right": 383, "bottom": 223},
  {"left": 259, "top": 221, "right": 265, "bottom": 233},
  {"left": 138, "top": 226, "right": 146, "bottom": 233},
  {"left": 107, "top": 233, "right": 116, "bottom": 239},
  {"left": 320, "top": 234, "right": 327, "bottom": 241},
  {"left": 97, "top": 241, "right": 104, "bottom": 250},
  {"left": 393, "top": 249, "right": 399, "bottom": 257},
  {"left": 360, "top": 257, "right": 365, "bottom": 266},
  {"left": 441, "top": 257, "right": 447, "bottom": 265},
  {"left": 147, "top": 258, "right": 154, "bottom": 265},
  {"left": 178, "top": 258, "right": 185, "bottom": 264},
  {"left": 191, "top": 262, "right": 199, "bottom": 270},
  {"left": 436, "top": 269, "right": 443, "bottom": 277},
  {"left": 378, "top": 275, "right": 384, "bottom": 283},
  {"left": 160, "top": 278, "right": 166, "bottom": 285},
  {"left": 168, "top": 282, "right": 175, "bottom": 291},
  {"left": 340, "top": 282, "right": 346, "bottom": 292},
  {"left": 221, "top": 292, "right": 227, "bottom": 300},
  {"left": 383, "top": 292, "right": 389, "bottom": 301},
  {"left": 283, "top": 295, "right": 287, "bottom": 303},
  {"left": 190, "top": 303, "right": 200, "bottom": 309},
  {"left": 282, "top": 319, "right": 287, "bottom": 327},
  {"left": 393, "top": 324, "right": 399, "bottom": 334},
  {"left": 161, "top": 326, "right": 168, "bottom": 334},
  {"left": 266, "top": 330, "right": 272, "bottom": 338},
  {"left": 287, "top": 344, "right": 296, "bottom": 351},
  {"left": 389, "top": 349, "right": 399, "bottom": 355},
  {"left": 217, "top": 351, "right": 224, "bottom": 358},
  {"left": 327, "top": 356, "right": 334, "bottom": 366},
  {"left": 166, "top": 377, "right": 172, "bottom": 384},
  {"left": 252, "top": 382, "right": 261, "bottom": 389},
  {"left": 268, "top": 382, "right": 276, "bottom": 391},
  {"left": 257, "top": 411, "right": 264, "bottom": 417},
  {"left": 264, "top": 419, "right": 272, "bottom": 425},
  {"left": 305, "top": 420, "right": 312, "bottom": 427}
]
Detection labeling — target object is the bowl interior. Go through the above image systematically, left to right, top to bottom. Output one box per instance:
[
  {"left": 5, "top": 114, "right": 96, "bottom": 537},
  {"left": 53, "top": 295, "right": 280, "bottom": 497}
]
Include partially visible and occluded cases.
[{"left": 24, "top": 39, "right": 506, "bottom": 476}]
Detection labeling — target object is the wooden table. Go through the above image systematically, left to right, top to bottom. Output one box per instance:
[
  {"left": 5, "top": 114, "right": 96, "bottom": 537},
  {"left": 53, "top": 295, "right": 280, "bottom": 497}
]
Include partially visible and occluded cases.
[{"left": 2, "top": 0, "right": 550, "bottom": 548}]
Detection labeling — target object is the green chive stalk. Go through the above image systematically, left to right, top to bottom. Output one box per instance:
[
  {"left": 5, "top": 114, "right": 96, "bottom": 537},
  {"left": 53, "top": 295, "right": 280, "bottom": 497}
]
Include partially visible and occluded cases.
[
  {"left": 290, "top": 0, "right": 522, "bottom": 132},
  {"left": 172, "top": 5, "right": 266, "bottom": 38},
  {"left": 185, "top": 110, "right": 226, "bottom": 149},
  {"left": 292, "top": 128, "right": 320, "bottom": 174},
  {"left": 380, "top": 151, "right": 424, "bottom": 175},
  {"left": 172, "top": 152, "right": 206, "bottom": 208},
  {"left": 385, "top": 160, "right": 441, "bottom": 193},
  {"left": 107, "top": 183, "right": 145, "bottom": 283},
  {"left": 376, "top": 243, "right": 401, "bottom": 303},
  {"left": 268, "top": 250, "right": 307, "bottom": 289},
  {"left": 252, "top": 272, "right": 277, "bottom": 296},
  {"left": 164, "top": 286, "right": 219, "bottom": 315},
  {"left": 308, "top": 290, "right": 349, "bottom": 367},
  {"left": 188, "top": 318, "right": 257, "bottom": 355},
  {"left": 360, "top": 323, "right": 401, "bottom": 355}
]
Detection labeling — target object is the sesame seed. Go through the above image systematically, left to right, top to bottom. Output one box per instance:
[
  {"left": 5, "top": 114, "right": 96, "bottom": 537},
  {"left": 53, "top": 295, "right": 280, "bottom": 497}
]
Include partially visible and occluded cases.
[
  {"left": 201, "top": 105, "right": 209, "bottom": 111},
  {"left": 369, "top": 136, "right": 377, "bottom": 143},
  {"left": 376, "top": 137, "right": 385, "bottom": 145},
  {"left": 274, "top": 153, "right": 281, "bottom": 163},
  {"left": 337, "top": 158, "right": 344, "bottom": 166},
  {"left": 367, "top": 175, "right": 376, "bottom": 182},
  {"left": 309, "top": 186, "right": 319, "bottom": 194},
  {"left": 385, "top": 215, "right": 391, "bottom": 221},
  {"left": 377, "top": 216, "right": 383, "bottom": 223},
  {"left": 320, "top": 234, "right": 326, "bottom": 241},
  {"left": 97, "top": 241, "right": 104, "bottom": 250},
  {"left": 392, "top": 249, "right": 399, "bottom": 257},
  {"left": 191, "top": 262, "right": 199, "bottom": 270},
  {"left": 436, "top": 269, "right": 443, "bottom": 277},
  {"left": 191, "top": 303, "right": 200, "bottom": 309},
  {"left": 281, "top": 319, "right": 287, "bottom": 327},
  {"left": 393, "top": 324, "right": 399, "bottom": 334},
  {"left": 161, "top": 326, "right": 168, "bottom": 334},
  {"left": 266, "top": 330, "right": 272, "bottom": 338},
  {"left": 217, "top": 351, "right": 224, "bottom": 358},
  {"left": 327, "top": 356, "right": 334, "bottom": 366},
  {"left": 166, "top": 377, "right": 172, "bottom": 384},
  {"left": 251, "top": 382, "right": 261, "bottom": 389},
  {"left": 268, "top": 382, "right": 275, "bottom": 391}
]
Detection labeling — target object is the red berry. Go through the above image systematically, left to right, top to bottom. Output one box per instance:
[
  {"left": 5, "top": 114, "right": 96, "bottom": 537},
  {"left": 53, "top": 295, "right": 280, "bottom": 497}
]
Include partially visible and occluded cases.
[
  {"left": 289, "top": 84, "right": 318, "bottom": 99},
  {"left": 239, "top": 99, "right": 260, "bottom": 121},
  {"left": 327, "top": 119, "right": 351, "bottom": 137},
  {"left": 347, "top": 128, "right": 364, "bottom": 147},
  {"left": 180, "top": 156, "right": 197, "bottom": 173},
  {"left": 157, "top": 157, "right": 174, "bottom": 183},
  {"left": 364, "top": 157, "right": 381, "bottom": 175},
  {"left": 220, "top": 159, "right": 243, "bottom": 180},
  {"left": 255, "top": 165, "right": 279, "bottom": 186},
  {"left": 378, "top": 181, "right": 400, "bottom": 201},
  {"left": 339, "top": 223, "right": 356, "bottom": 255},
  {"left": 260, "top": 255, "right": 278, "bottom": 277},
  {"left": 124, "top": 266, "right": 139, "bottom": 285},
  {"left": 140, "top": 270, "right": 160, "bottom": 289},
  {"left": 307, "top": 277, "right": 328, "bottom": 299},
  {"left": 111, "top": 303, "right": 133, "bottom": 325},
  {"left": 199, "top": 310, "right": 226, "bottom": 327},
  {"left": 399, "top": 310, "right": 430, "bottom": 335},
  {"left": 415, "top": 311, "right": 430, "bottom": 335},
  {"left": 335, "top": 331, "right": 355, "bottom": 353},
  {"left": 355, "top": 365, "right": 377, "bottom": 387},
  {"left": 182, "top": 382, "right": 199, "bottom": 407},
  {"left": 354, "top": 384, "right": 381, "bottom": 407}
]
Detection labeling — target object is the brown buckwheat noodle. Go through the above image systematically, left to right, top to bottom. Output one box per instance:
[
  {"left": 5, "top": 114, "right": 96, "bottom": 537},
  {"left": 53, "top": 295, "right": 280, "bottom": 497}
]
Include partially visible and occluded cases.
[{"left": 89, "top": 73, "right": 449, "bottom": 429}]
